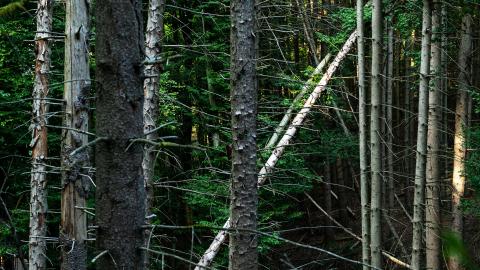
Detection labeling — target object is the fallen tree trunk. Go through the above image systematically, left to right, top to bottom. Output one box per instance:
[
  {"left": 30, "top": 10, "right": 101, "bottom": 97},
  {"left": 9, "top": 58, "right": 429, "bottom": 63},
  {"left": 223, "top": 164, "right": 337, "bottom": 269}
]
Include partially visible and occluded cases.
[
  {"left": 194, "top": 31, "right": 357, "bottom": 270},
  {"left": 264, "top": 53, "right": 332, "bottom": 150}
]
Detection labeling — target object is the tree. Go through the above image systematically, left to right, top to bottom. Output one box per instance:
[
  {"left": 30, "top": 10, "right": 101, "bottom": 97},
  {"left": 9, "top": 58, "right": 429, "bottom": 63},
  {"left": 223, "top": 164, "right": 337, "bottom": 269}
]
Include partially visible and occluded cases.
[
  {"left": 29, "top": 0, "right": 52, "bottom": 269},
  {"left": 60, "top": 0, "right": 90, "bottom": 268},
  {"left": 94, "top": 0, "right": 146, "bottom": 268},
  {"left": 229, "top": 0, "right": 258, "bottom": 269},
  {"left": 356, "top": 0, "right": 369, "bottom": 268},
  {"left": 370, "top": 0, "right": 383, "bottom": 267},
  {"left": 412, "top": 0, "right": 431, "bottom": 269},
  {"left": 425, "top": 0, "right": 442, "bottom": 268},
  {"left": 449, "top": 12, "right": 472, "bottom": 270}
]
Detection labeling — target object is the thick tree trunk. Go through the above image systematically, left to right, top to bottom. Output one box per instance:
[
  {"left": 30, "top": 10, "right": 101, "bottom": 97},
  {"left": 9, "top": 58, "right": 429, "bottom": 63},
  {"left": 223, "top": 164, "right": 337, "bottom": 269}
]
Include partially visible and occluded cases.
[
  {"left": 60, "top": 0, "right": 90, "bottom": 268},
  {"left": 142, "top": 0, "right": 165, "bottom": 268},
  {"left": 356, "top": 0, "right": 369, "bottom": 268},
  {"left": 370, "top": 0, "right": 383, "bottom": 267},
  {"left": 29, "top": 1, "right": 52, "bottom": 269},
  {"left": 95, "top": 1, "right": 146, "bottom": 269},
  {"left": 229, "top": 1, "right": 258, "bottom": 269},
  {"left": 411, "top": 1, "right": 431, "bottom": 269},
  {"left": 425, "top": 1, "right": 442, "bottom": 269},
  {"left": 448, "top": 13, "right": 472, "bottom": 270},
  {"left": 194, "top": 30, "right": 358, "bottom": 270}
]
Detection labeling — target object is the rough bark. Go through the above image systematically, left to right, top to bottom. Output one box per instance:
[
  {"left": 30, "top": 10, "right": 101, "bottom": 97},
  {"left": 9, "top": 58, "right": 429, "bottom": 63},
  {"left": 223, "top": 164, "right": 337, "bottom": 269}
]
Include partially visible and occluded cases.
[
  {"left": 29, "top": 0, "right": 52, "bottom": 269},
  {"left": 60, "top": 0, "right": 90, "bottom": 268},
  {"left": 142, "top": 0, "right": 165, "bottom": 268},
  {"left": 356, "top": 0, "right": 369, "bottom": 268},
  {"left": 370, "top": 0, "right": 383, "bottom": 267},
  {"left": 95, "top": 1, "right": 146, "bottom": 269},
  {"left": 229, "top": 1, "right": 258, "bottom": 269},
  {"left": 411, "top": 1, "right": 431, "bottom": 269},
  {"left": 425, "top": 1, "right": 442, "bottom": 269},
  {"left": 448, "top": 13, "right": 472, "bottom": 270},
  {"left": 194, "top": 30, "right": 358, "bottom": 270}
]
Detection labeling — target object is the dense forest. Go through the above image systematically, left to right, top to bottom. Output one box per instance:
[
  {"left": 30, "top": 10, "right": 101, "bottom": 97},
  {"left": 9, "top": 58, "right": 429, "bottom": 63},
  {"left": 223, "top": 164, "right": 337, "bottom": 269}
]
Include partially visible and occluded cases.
[{"left": 0, "top": 0, "right": 479, "bottom": 269}]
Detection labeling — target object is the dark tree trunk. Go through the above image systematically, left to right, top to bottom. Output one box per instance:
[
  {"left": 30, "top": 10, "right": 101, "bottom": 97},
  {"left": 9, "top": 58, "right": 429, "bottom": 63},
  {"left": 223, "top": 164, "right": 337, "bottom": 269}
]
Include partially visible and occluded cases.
[
  {"left": 229, "top": 0, "right": 258, "bottom": 269},
  {"left": 95, "top": 1, "right": 146, "bottom": 269}
]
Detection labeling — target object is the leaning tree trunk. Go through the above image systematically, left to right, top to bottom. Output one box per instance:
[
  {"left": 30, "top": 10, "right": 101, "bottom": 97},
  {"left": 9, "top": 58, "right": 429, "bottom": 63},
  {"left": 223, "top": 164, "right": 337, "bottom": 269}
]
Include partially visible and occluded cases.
[
  {"left": 29, "top": 0, "right": 52, "bottom": 269},
  {"left": 60, "top": 0, "right": 91, "bottom": 268},
  {"left": 142, "top": 0, "right": 165, "bottom": 267},
  {"left": 356, "top": 0, "right": 369, "bottom": 268},
  {"left": 370, "top": 0, "right": 383, "bottom": 268},
  {"left": 95, "top": 1, "right": 146, "bottom": 269},
  {"left": 229, "top": 1, "right": 258, "bottom": 269},
  {"left": 412, "top": 1, "right": 431, "bottom": 269},
  {"left": 425, "top": 1, "right": 441, "bottom": 269},
  {"left": 449, "top": 13, "right": 472, "bottom": 270},
  {"left": 194, "top": 30, "right": 358, "bottom": 270}
]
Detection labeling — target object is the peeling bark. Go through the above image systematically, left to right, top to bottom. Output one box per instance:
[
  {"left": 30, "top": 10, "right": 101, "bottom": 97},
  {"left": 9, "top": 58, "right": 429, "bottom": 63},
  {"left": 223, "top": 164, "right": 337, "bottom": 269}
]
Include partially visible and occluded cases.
[{"left": 29, "top": 0, "right": 52, "bottom": 269}]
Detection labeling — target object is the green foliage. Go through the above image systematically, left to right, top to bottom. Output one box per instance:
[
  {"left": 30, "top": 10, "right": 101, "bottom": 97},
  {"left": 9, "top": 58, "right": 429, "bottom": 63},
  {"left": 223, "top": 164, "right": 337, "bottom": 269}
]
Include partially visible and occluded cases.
[{"left": 443, "top": 230, "right": 480, "bottom": 270}]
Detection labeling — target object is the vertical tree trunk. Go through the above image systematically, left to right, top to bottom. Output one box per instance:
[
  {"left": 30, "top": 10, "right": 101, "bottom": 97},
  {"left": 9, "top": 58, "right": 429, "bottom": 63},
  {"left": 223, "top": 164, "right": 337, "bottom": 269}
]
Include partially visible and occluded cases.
[
  {"left": 29, "top": 0, "right": 52, "bottom": 269},
  {"left": 60, "top": 0, "right": 90, "bottom": 268},
  {"left": 142, "top": 0, "right": 165, "bottom": 268},
  {"left": 356, "top": 0, "right": 369, "bottom": 267},
  {"left": 370, "top": 0, "right": 383, "bottom": 267},
  {"left": 95, "top": 1, "right": 146, "bottom": 269},
  {"left": 229, "top": 1, "right": 258, "bottom": 269},
  {"left": 412, "top": 1, "right": 431, "bottom": 269},
  {"left": 425, "top": 1, "right": 442, "bottom": 269},
  {"left": 448, "top": 13, "right": 472, "bottom": 270},
  {"left": 386, "top": 18, "right": 395, "bottom": 212},
  {"left": 324, "top": 162, "right": 333, "bottom": 239}
]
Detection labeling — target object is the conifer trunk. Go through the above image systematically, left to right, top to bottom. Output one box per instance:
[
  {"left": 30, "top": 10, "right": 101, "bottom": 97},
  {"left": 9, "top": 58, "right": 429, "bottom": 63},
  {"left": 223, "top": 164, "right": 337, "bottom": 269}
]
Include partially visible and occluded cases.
[
  {"left": 29, "top": 0, "right": 52, "bottom": 269},
  {"left": 60, "top": 0, "right": 90, "bottom": 268},
  {"left": 356, "top": 0, "right": 369, "bottom": 268},
  {"left": 370, "top": 0, "right": 383, "bottom": 267},
  {"left": 95, "top": 1, "right": 146, "bottom": 269},
  {"left": 229, "top": 1, "right": 258, "bottom": 269},
  {"left": 412, "top": 1, "right": 431, "bottom": 269},
  {"left": 425, "top": 1, "right": 442, "bottom": 268},
  {"left": 449, "top": 13, "right": 472, "bottom": 270}
]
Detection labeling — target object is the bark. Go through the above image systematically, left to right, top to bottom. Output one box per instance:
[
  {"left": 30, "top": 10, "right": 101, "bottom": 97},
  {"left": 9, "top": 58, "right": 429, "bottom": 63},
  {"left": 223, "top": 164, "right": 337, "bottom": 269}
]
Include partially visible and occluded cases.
[
  {"left": 29, "top": 0, "right": 52, "bottom": 269},
  {"left": 60, "top": 0, "right": 90, "bottom": 268},
  {"left": 142, "top": 0, "right": 165, "bottom": 268},
  {"left": 356, "top": 0, "right": 369, "bottom": 268},
  {"left": 370, "top": 0, "right": 383, "bottom": 267},
  {"left": 95, "top": 1, "right": 146, "bottom": 269},
  {"left": 229, "top": 1, "right": 258, "bottom": 269},
  {"left": 411, "top": 1, "right": 431, "bottom": 269},
  {"left": 425, "top": 1, "right": 442, "bottom": 269},
  {"left": 448, "top": 13, "right": 472, "bottom": 270},
  {"left": 194, "top": 30, "right": 358, "bottom": 270},
  {"left": 265, "top": 53, "right": 332, "bottom": 150}
]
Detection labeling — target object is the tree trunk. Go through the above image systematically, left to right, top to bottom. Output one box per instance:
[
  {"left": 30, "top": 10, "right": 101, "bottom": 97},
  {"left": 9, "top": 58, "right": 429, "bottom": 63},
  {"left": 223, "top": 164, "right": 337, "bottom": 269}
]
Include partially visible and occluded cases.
[
  {"left": 29, "top": 0, "right": 52, "bottom": 269},
  {"left": 60, "top": 0, "right": 90, "bottom": 268},
  {"left": 142, "top": 0, "right": 165, "bottom": 268},
  {"left": 356, "top": 0, "right": 369, "bottom": 268},
  {"left": 370, "top": 0, "right": 383, "bottom": 267},
  {"left": 95, "top": 1, "right": 146, "bottom": 269},
  {"left": 229, "top": 1, "right": 258, "bottom": 269},
  {"left": 411, "top": 1, "right": 431, "bottom": 269},
  {"left": 425, "top": 1, "right": 442, "bottom": 269},
  {"left": 448, "top": 13, "right": 472, "bottom": 270},
  {"left": 194, "top": 30, "right": 358, "bottom": 270},
  {"left": 264, "top": 53, "right": 331, "bottom": 150}
]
